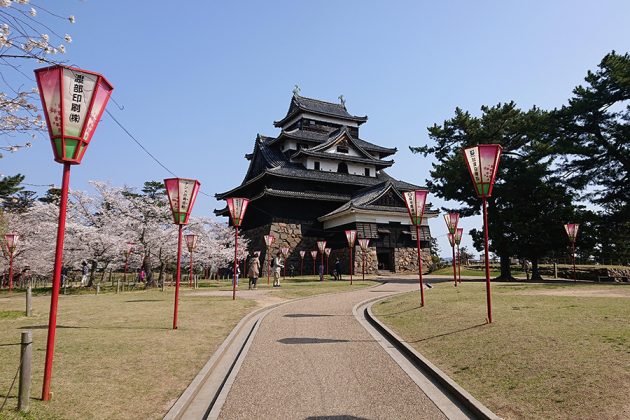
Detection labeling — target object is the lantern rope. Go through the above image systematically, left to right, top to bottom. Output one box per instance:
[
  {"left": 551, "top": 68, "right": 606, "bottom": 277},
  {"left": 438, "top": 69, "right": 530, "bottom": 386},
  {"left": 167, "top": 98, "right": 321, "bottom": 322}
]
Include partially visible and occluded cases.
[{"left": 105, "top": 109, "right": 178, "bottom": 177}]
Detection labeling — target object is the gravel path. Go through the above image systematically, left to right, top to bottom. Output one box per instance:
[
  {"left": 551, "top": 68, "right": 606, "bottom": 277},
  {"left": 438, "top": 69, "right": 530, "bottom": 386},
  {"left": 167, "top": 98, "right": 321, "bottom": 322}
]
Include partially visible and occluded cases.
[{"left": 217, "top": 281, "right": 448, "bottom": 419}]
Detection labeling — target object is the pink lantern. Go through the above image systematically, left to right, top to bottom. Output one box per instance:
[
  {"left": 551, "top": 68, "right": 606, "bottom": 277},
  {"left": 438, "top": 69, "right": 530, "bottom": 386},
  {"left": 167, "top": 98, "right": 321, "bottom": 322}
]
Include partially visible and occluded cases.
[
  {"left": 35, "top": 65, "right": 113, "bottom": 165},
  {"left": 35, "top": 65, "right": 114, "bottom": 402},
  {"left": 463, "top": 144, "right": 502, "bottom": 198},
  {"left": 463, "top": 144, "right": 503, "bottom": 324},
  {"left": 164, "top": 178, "right": 201, "bottom": 225},
  {"left": 403, "top": 190, "right": 430, "bottom": 306},
  {"left": 403, "top": 190, "right": 428, "bottom": 226},
  {"left": 225, "top": 197, "right": 248, "bottom": 300},
  {"left": 226, "top": 197, "right": 249, "bottom": 227},
  {"left": 444, "top": 213, "right": 460, "bottom": 234},
  {"left": 444, "top": 213, "right": 460, "bottom": 287},
  {"left": 564, "top": 223, "right": 579, "bottom": 243},
  {"left": 564, "top": 223, "right": 580, "bottom": 281},
  {"left": 454, "top": 228, "right": 463, "bottom": 245},
  {"left": 344, "top": 230, "right": 357, "bottom": 284},
  {"left": 345, "top": 230, "right": 357, "bottom": 247},
  {"left": 4, "top": 233, "right": 18, "bottom": 252},
  {"left": 185, "top": 234, "right": 198, "bottom": 253},
  {"left": 185, "top": 234, "right": 198, "bottom": 288},
  {"left": 264, "top": 235, "right": 275, "bottom": 247},
  {"left": 317, "top": 240, "right": 327, "bottom": 253},
  {"left": 324, "top": 247, "right": 331, "bottom": 275},
  {"left": 324, "top": 248, "right": 331, "bottom": 257},
  {"left": 299, "top": 250, "right": 306, "bottom": 258},
  {"left": 310, "top": 250, "right": 318, "bottom": 275}
]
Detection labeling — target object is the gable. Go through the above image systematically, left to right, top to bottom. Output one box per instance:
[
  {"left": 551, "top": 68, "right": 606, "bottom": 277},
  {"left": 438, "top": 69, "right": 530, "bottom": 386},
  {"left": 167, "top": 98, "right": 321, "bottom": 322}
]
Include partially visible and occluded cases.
[{"left": 371, "top": 187, "right": 406, "bottom": 207}]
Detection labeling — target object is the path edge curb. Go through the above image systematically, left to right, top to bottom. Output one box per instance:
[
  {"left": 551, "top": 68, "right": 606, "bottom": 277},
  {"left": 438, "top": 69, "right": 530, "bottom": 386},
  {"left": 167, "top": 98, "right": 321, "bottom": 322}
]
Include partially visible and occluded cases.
[{"left": 364, "top": 299, "right": 500, "bottom": 420}]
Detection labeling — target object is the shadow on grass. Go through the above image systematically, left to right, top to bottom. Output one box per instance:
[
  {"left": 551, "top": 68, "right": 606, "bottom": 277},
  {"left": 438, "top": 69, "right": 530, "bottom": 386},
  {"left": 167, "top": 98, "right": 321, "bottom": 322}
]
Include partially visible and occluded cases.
[
  {"left": 125, "top": 299, "right": 165, "bottom": 303},
  {"left": 284, "top": 314, "right": 333, "bottom": 318},
  {"left": 408, "top": 323, "right": 486, "bottom": 343},
  {"left": 18, "top": 324, "right": 171, "bottom": 331},
  {"left": 19, "top": 325, "right": 85, "bottom": 330}
]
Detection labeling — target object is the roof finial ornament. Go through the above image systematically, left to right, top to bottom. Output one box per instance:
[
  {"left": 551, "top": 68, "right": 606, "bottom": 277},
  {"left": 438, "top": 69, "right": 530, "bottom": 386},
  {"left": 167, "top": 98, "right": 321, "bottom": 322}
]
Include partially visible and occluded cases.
[
  {"left": 293, "top": 84, "right": 301, "bottom": 96},
  {"left": 338, "top": 94, "right": 346, "bottom": 108}
]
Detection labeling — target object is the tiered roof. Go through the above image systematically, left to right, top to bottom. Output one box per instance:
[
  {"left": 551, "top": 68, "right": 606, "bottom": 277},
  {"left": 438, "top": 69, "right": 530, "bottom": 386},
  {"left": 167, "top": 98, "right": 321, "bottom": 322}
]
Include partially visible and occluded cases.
[{"left": 215, "top": 93, "right": 429, "bottom": 221}]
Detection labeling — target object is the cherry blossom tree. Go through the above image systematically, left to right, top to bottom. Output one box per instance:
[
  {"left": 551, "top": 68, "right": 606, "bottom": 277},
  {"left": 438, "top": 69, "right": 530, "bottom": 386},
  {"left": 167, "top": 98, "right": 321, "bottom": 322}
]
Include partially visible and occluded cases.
[{"left": 0, "top": 0, "right": 75, "bottom": 157}]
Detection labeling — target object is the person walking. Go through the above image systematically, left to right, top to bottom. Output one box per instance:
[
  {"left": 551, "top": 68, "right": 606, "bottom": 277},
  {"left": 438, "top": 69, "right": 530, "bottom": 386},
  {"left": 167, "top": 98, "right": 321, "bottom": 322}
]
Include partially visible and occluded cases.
[
  {"left": 248, "top": 252, "right": 261, "bottom": 290},
  {"left": 272, "top": 252, "right": 284, "bottom": 287},
  {"left": 334, "top": 258, "right": 342, "bottom": 281},
  {"left": 80, "top": 261, "right": 89, "bottom": 287},
  {"left": 318, "top": 262, "right": 324, "bottom": 282}
]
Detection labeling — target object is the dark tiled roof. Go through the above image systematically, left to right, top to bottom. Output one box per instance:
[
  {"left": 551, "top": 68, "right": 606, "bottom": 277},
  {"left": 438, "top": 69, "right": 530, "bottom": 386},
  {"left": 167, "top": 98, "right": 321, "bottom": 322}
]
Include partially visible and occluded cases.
[
  {"left": 274, "top": 94, "right": 368, "bottom": 127},
  {"left": 320, "top": 180, "right": 437, "bottom": 220},
  {"left": 251, "top": 188, "right": 351, "bottom": 202}
]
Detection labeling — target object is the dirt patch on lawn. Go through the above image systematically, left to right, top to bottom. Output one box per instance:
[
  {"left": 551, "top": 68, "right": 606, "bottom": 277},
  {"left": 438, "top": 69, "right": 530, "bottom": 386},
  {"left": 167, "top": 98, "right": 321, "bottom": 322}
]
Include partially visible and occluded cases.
[
  {"left": 515, "top": 288, "right": 630, "bottom": 298},
  {"left": 184, "top": 289, "right": 287, "bottom": 306}
]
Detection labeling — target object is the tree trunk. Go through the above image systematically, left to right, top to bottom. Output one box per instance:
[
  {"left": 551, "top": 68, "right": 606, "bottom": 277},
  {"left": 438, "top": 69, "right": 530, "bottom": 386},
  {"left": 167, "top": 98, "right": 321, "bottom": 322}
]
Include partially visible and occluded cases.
[
  {"left": 144, "top": 251, "right": 155, "bottom": 288},
  {"left": 494, "top": 254, "right": 517, "bottom": 281},
  {"left": 531, "top": 257, "right": 544, "bottom": 281},
  {"left": 87, "top": 261, "right": 97, "bottom": 287}
]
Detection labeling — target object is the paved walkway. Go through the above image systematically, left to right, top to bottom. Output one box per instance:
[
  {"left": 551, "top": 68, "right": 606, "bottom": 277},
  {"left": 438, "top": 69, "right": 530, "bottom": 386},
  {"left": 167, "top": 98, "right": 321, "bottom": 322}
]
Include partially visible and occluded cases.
[{"left": 216, "top": 280, "right": 450, "bottom": 419}]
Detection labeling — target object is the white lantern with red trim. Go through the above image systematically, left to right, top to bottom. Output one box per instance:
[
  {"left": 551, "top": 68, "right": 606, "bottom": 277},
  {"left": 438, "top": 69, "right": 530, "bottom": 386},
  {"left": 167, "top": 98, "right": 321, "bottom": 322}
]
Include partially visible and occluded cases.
[
  {"left": 34, "top": 65, "right": 114, "bottom": 164},
  {"left": 463, "top": 144, "right": 503, "bottom": 198},
  {"left": 164, "top": 178, "right": 201, "bottom": 225},
  {"left": 403, "top": 190, "right": 428, "bottom": 226},
  {"left": 226, "top": 197, "right": 249, "bottom": 227},
  {"left": 444, "top": 213, "right": 460, "bottom": 234},
  {"left": 345, "top": 230, "right": 357, "bottom": 248},
  {"left": 185, "top": 234, "right": 198, "bottom": 253},
  {"left": 358, "top": 238, "right": 370, "bottom": 251}
]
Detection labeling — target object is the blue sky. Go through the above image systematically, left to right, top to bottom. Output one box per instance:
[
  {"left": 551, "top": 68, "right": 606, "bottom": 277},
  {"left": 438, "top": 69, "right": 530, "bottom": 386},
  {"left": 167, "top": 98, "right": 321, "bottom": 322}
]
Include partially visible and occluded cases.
[{"left": 2, "top": 0, "right": 629, "bottom": 257}]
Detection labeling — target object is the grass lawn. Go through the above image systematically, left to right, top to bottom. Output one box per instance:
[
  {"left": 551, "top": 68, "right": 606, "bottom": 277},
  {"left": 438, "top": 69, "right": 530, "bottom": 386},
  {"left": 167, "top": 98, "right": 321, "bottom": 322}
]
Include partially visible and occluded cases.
[
  {"left": 0, "top": 279, "right": 376, "bottom": 419},
  {"left": 372, "top": 282, "right": 630, "bottom": 420}
]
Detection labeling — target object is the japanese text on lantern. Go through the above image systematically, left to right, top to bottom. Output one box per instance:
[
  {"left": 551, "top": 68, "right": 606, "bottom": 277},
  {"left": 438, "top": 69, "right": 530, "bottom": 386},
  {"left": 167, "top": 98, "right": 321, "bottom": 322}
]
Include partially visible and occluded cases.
[
  {"left": 69, "top": 74, "right": 84, "bottom": 124},
  {"left": 465, "top": 148, "right": 481, "bottom": 183}
]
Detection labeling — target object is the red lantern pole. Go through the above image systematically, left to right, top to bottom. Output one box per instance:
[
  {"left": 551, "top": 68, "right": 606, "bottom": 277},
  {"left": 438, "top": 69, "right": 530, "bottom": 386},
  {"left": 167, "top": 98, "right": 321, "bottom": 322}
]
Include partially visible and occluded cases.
[
  {"left": 42, "top": 162, "right": 70, "bottom": 401},
  {"left": 483, "top": 197, "right": 492, "bottom": 324},
  {"left": 173, "top": 225, "right": 183, "bottom": 329},
  {"left": 415, "top": 225, "right": 425, "bottom": 307},
  {"left": 233, "top": 226, "right": 238, "bottom": 300},
  {"left": 572, "top": 241, "right": 576, "bottom": 282},
  {"left": 451, "top": 243, "right": 457, "bottom": 287},
  {"left": 457, "top": 244, "right": 461, "bottom": 283},
  {"left": 348, "top": 246, "right": 353, "bottom": 285},
  {"left": 189, "top": 248, "right": 194, "bottom": 288},
  {"left": 267, "top": 248, "right": 271, "bottom": 285},
  {"left": 8, "top": 249, "right": 14, "bottom": 292},
  {"left": 362, "top": 249, "right": 365, "bottom": 281},
  {"left": 312, "top": 255, "right": 316, "bottom": 275},
  {"left": 300, "top": 256, "right": 304, "bottom": 276}
]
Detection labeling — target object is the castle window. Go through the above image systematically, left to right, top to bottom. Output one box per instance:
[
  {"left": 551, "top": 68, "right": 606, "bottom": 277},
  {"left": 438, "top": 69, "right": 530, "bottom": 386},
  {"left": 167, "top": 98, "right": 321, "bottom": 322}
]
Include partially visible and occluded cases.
[
  {"left": 336, "top": 145, "right": 349, "bottom": 154},
  {"left": 314, "top": 161, "right": 320, "bottom": 170},
  {"left": 337, "top": 162, "right": 348, "bottom": 174},
  {"left": 364, "top": 168, "right": 370, "bottom": 176}
]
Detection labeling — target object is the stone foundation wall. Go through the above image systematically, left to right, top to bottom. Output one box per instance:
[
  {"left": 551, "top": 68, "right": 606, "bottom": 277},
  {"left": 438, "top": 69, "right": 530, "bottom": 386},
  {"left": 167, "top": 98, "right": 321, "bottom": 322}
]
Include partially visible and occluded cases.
[
  {"left": 243, "top": 222, "right": 434, "bottom": 276},
  {"left": 354, "top": 247, "right": 378, "bottom": 274},
  {"left": 394, "top": 247, "right": 433, "bottom": 274}
]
